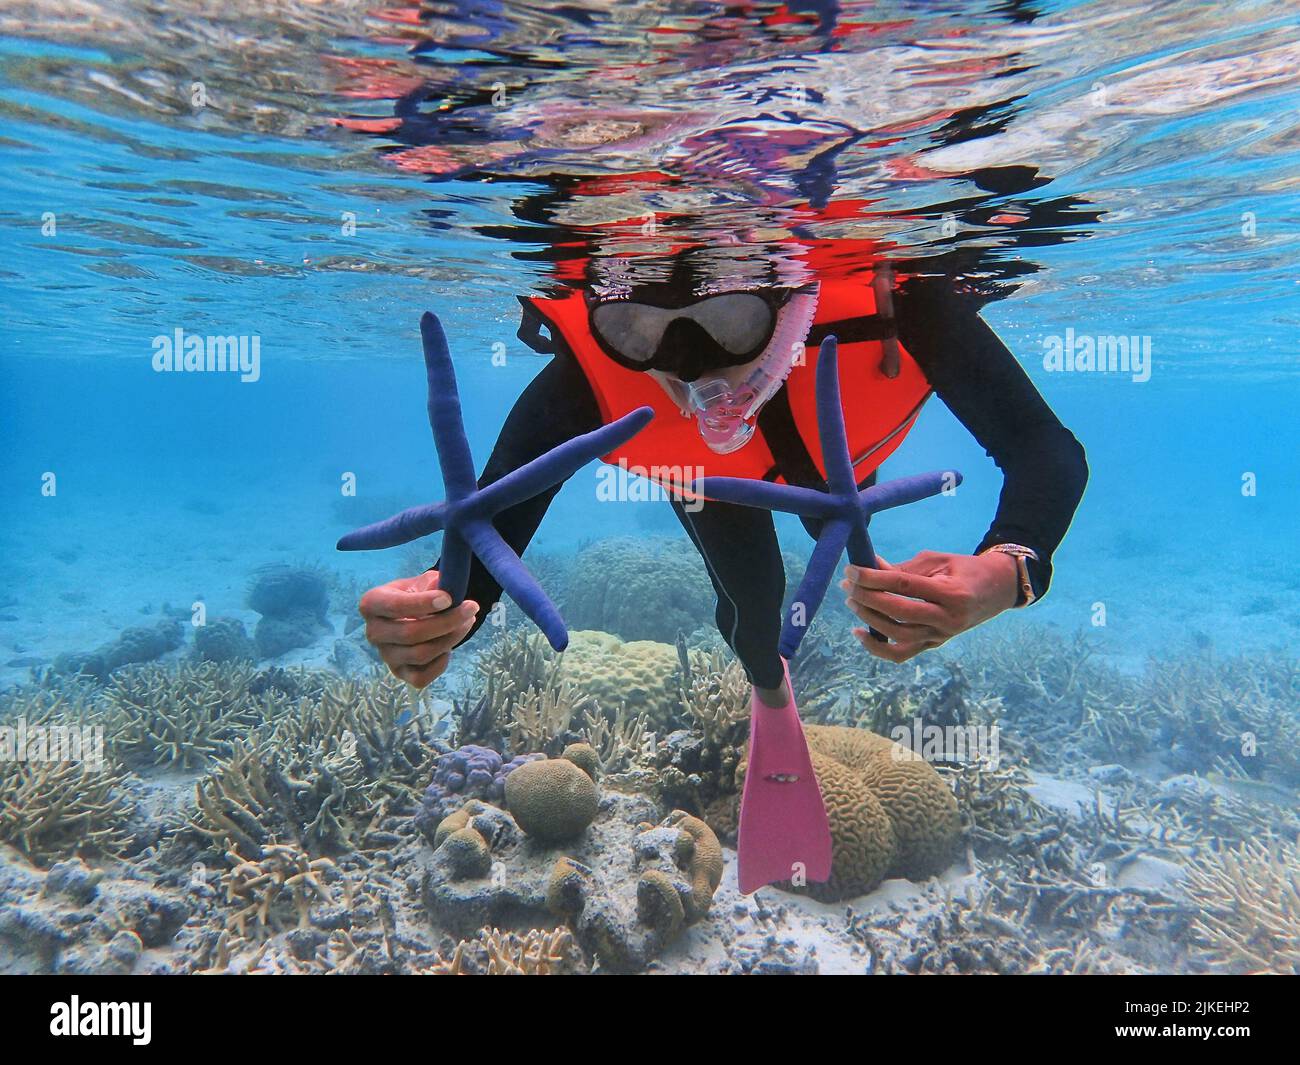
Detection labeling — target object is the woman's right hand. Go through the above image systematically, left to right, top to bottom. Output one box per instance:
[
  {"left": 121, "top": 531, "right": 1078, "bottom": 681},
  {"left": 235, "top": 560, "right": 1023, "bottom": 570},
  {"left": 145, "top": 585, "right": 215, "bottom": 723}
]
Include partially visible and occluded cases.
[{"left": 358, "top": 571, "right": 479, "bottom": 689}]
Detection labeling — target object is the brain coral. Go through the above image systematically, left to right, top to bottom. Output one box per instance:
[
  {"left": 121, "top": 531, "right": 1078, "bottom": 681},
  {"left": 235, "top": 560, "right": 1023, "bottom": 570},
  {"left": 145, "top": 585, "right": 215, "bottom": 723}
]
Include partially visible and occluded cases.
[
  {"left": 564, "top": 538, "right": 715, "bottom": 643},
  {"left": 559, "top": 630, "right": 683, "bottom": 729},
  {"left": 736, "top": 724, "right": 960, "bottom": 901},
  {"left": 807, "top": 724, "right": 961, "bottom": 884},
  {"left": 803, "top": 751, "right": 897, "bottom": 902},
  {"left": 503, "top": 755, "right": 599, "bottom": 843}
]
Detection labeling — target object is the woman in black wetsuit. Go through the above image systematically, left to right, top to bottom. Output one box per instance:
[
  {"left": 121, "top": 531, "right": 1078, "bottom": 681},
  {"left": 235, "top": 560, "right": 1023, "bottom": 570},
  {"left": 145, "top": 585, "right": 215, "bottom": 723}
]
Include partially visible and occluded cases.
[{"left": 357, "top": 268, "right": 1087, "bottom": 704}]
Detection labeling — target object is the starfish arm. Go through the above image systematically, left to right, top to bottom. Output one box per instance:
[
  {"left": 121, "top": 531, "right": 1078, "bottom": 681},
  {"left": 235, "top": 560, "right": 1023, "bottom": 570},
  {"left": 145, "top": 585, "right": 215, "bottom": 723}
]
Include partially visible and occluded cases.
[
  {"left": 421, "top": 312, "right": 479, "bottom": 503},
  {"left": 814, "top": 336, "right": 860, "bottom": 498},
  {"left": 473, "top": 406, "right": 654, "bottom": 517},
  {"left": 859, "top": 469, "right": 963, "bottom": 515},
  {"left": 689, "top": 476, "right": 839, "bottom": 519},
  {"left": 336, "top": 503, "right": 447, "bottom": 551},
  {"left": 779, "top": 516, "right": 851, "bottom": 658},
  {"left": 461, "top": 519, "right": 569, "bottom": 651},
  {"left": 846, "top": 522, "right": 877, "bottom": 569},
  {"left": 435, "top": 526, "right": 473, "bottom": 604}
]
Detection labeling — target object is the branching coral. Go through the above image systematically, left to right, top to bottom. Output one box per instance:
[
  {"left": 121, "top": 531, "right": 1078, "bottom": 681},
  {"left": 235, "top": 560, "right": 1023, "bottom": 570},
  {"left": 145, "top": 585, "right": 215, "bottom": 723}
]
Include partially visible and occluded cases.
[
  {"left": 651, "top": 647, "right": 749, "bottom": 828},
  {"left": 102, "top": 661, "right": 284, "bottom": 768},
  {"left": 190, "top": 672, "right": 441, "bottom": 855},
  {"left": 0, "top": 694, "right": 135, "bottom": 863},
  {"left": 0, "top": 755, "right": 135, "bottom": 864},
  {"left": 1184, "top": 836, "right": 1300, "bottom": 973},
  {"left": 221, "top": 843, "right": 348, "bottom": 941},
  {"left": 426, "top": 927, "right": 578, "bottom": 975}
]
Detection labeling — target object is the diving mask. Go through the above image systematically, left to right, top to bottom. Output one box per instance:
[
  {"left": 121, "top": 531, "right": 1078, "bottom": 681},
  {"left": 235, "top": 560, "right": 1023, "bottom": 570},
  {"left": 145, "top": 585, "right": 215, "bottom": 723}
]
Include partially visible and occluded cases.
[{"left": 591, "top": 284, "right": 820, "bottom": 455}]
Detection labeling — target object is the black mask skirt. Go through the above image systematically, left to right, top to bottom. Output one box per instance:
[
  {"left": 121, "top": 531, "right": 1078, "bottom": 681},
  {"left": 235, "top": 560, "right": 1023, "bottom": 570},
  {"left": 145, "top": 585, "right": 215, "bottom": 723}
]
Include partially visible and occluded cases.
[{"left": 588, "top": 290, "right": 792, "bottom": 382}]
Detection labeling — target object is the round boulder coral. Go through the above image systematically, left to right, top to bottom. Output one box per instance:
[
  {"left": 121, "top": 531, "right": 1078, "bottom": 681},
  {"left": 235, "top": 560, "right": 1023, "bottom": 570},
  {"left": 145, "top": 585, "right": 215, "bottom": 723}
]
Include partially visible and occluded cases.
[
  {"left": 564, "top": 538, "right": 714, "bottom": 642},
  {"left": 559, "top": 630, "right": 684, "bottom": 729},
  {"left": 807, "top": 725, "right": 960, "bottom": 882},
  {"left": 503, "top": 757, "right": 599, "bottom": 843}
]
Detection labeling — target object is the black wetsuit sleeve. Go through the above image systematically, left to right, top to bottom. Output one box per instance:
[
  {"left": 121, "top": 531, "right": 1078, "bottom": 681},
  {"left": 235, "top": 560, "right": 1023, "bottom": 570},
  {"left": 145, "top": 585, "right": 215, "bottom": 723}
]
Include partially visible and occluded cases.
[
  {"left": 894, "top": 277, "right": 1088, "bottom": 600},
  {"left": 433, "top": 351, "right": 603, "bottom": 642}
]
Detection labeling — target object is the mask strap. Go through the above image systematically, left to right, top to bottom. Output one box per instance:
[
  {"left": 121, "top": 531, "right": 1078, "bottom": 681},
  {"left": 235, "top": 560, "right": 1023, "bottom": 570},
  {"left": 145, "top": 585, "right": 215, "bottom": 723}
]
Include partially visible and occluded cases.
[{"left": 871, "top": 265, "right": 901, "bottom": 379}]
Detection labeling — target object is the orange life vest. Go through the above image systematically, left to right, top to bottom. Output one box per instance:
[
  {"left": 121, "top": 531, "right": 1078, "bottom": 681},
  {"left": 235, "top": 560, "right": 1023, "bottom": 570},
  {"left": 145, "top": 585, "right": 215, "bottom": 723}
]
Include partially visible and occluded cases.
[{"left": 523, "top": 275, "right": 932, "bottom": 493}]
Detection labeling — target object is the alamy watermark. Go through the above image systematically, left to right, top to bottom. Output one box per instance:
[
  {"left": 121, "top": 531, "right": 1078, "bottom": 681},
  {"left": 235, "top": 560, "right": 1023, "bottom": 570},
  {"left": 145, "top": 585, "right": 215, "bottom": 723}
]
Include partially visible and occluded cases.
[
  {"left": 151, "top": 328, "right": 261, "bottom": 382},
  {"left": 1042, "top": 328, "right": 1151, "bottom": 383},
  {"left": 595, "top": 459, "right": 705, "bottom": 512},
  {"left": 0, "top": 717, "right": 105, "bottom": 768},
  {"left": 888, "top": 719, "right": 1001, "bottom": 767}
]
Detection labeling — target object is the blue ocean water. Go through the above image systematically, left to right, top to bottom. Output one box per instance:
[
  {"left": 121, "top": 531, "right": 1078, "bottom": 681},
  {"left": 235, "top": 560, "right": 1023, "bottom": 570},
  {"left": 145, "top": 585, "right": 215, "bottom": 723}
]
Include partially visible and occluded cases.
[{"left": 3, "top": 1, "right": 1297, "bottom": 684}]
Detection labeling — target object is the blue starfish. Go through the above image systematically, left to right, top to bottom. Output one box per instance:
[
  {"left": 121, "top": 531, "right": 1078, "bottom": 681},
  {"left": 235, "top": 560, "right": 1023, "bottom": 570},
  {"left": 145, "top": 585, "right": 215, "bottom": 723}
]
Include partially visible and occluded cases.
[
  {"left": 338, "top": 311, "right": 654, "bottom": 652},
  {"left": 691, "top": 335, "right": 962, "bottom": 657}
]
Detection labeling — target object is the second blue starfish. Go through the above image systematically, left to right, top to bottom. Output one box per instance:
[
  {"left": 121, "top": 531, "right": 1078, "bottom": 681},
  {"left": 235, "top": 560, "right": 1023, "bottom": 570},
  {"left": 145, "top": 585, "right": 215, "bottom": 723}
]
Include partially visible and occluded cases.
[{"left": 691, "top": 335, "right": 962, "bottom": 657}]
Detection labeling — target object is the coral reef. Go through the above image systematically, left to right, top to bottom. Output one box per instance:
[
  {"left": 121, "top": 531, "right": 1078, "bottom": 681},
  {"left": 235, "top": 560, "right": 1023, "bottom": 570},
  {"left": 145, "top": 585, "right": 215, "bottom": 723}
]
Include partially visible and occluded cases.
[
  {"left": 564, "top": 538, "right": 714, "bottom": 643},
  {"left": 246, "top": 563, "right": 332, "bottom": 659},
  {"left": 192, "top": 617, "right": 256, "bottom": 664},
  {"left": 51, "top": 619, "right": 184, "bottom": 682},
  {"left": 560, "top": 630, "right": 684, "bottom": 730},
  {"left": 652, "top": 646, "right": 748, "bottom": 833},
  {"left": 101, "top": 661, "right": 280, "bottom": 768},
  {"left": 189, "top": 671, "right": 442, "bottom": 855},
  {"left": 735, "top": 724, "right": 960, "bottom": 901},
  {"left": 808, "top": 724, "right": 962, "bottom": 881},
  {"left": 413, "top": 744, "right": 542, "bottom": 840},
  {"left": 503, "top": 749, "right": 599, "bottom": 843},
  {"left": 0, "top": 756, "right": 136, "bottom": 864},
  {"left": 422, "top": 788, "right": 721, "bottom": 973},
  {"left": 1184, "top": 836, "right": 1300, "bottom": 974},
  {"left": 220, "top": 843, "right": 349, "bottom": 941},
  {"left": 0, "top": 849, "right": 189, "bottom": 974},
  {"left": 425, "top": 926, "right": 580, "bottom": 975}
]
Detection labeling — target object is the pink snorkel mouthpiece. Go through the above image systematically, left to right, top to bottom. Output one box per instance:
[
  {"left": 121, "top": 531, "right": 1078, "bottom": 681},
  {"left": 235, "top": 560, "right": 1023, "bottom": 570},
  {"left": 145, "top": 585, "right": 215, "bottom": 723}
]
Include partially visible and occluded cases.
[{"left": 689, "top": 379, "right": 756, "bottom": 454}]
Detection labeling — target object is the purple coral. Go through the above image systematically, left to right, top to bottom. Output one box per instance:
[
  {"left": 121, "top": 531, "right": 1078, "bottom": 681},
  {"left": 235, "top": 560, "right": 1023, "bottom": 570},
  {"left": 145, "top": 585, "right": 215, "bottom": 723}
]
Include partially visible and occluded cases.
[{"left": 414, "top": 744, "right": 544, "bottom": 843}]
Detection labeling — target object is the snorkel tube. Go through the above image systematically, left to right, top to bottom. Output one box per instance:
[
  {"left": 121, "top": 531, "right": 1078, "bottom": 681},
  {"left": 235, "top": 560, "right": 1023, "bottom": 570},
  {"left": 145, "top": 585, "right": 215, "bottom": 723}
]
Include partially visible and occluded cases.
[{"left": 659, "top": 284, "right": 820, "bottom": 454}]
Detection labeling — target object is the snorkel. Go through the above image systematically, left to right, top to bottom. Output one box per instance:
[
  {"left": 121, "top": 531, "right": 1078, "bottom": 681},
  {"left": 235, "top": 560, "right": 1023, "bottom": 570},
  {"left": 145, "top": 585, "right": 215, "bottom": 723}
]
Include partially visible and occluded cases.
[{"left": 654, "top": 285, "right": 819, "bottom": 454}]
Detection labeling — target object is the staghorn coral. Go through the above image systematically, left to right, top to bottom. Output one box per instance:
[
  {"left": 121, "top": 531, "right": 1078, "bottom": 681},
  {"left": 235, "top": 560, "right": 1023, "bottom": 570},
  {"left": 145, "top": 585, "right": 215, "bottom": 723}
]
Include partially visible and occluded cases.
[
  {"left": 457, "top": 630, "right": 594, "bottom": 755},
  {"left": 651, "top": 645, "right": 748, "bottom": 828},
  {"left": 1145, "top": 655, "right": 1300, "bottom": 786},
  {"left": 101, "top": 661, "right": 283, "bottom": 768},
  {"left": 189, "top": 671, "right": 442, "bottom": 855},
  {"left": 507, "top": 678, "right": 595, "bottom": 756},
  {"left": 0, "top": 692, "right": 135, "bottom": 863},
  {"left": 580, "top": 705, "right": 651, "bottom": 773},
  {"left": 504, "top": 752, "right": 599, "bottom": 843},
  {"left": 0, "top": 756, "right": 135, "bottom": 864},
  {"left": 1183, "top": 836, "right": 1300, "bottom": 974},
  {"left": 220, "top": 843, "right": 348, "bottom": 941},
  {"left": 426, "top": 927, "right": 579, "bottom": 975}
]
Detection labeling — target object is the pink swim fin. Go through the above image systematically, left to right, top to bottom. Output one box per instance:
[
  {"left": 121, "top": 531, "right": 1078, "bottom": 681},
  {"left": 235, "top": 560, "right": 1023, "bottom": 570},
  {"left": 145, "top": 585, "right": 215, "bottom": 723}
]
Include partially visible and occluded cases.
[{"left": 736, "top": 662, "right": 833, "bottom": 895}]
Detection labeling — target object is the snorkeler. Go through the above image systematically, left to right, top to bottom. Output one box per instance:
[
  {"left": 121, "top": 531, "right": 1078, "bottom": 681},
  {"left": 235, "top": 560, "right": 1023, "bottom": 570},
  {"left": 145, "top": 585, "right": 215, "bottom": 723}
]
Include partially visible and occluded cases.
[{"left": 356, "top": 249, "right": 1087, "bottom": 892}]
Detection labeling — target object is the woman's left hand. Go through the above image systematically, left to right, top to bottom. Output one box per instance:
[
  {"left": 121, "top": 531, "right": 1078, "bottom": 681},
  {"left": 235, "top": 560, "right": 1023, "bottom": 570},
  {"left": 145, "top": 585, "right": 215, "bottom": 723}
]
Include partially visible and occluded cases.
[{"left": 839, "top": 551, "right": 1021, "bottom": 663}]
